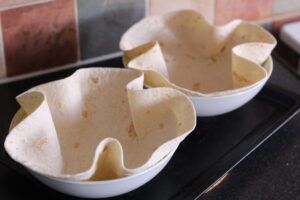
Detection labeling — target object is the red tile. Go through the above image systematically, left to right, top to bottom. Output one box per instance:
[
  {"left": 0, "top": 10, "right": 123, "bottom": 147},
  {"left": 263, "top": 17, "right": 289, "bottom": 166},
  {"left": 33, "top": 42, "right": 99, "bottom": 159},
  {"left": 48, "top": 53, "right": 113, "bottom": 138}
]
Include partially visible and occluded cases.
[
  {"left": 1, "top": 0, "right": 79, "bottom": 76},
  {"left": 215, "top": 0, "right": 272, "bottom": 25}
]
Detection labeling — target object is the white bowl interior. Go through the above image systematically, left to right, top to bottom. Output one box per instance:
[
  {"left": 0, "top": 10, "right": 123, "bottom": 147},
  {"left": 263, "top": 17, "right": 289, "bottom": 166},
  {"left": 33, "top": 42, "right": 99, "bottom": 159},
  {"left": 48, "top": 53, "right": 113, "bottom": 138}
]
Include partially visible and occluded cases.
[{"left": 190, "top": 56, "right": 273, "bottom": 117}]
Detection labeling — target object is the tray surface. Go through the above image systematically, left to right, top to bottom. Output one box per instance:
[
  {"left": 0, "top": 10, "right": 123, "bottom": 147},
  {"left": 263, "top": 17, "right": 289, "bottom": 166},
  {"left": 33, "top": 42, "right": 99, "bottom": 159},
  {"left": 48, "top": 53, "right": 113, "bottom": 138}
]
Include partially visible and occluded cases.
[{"left": 0, "top": 57, "right": 299, "bottom": 200}]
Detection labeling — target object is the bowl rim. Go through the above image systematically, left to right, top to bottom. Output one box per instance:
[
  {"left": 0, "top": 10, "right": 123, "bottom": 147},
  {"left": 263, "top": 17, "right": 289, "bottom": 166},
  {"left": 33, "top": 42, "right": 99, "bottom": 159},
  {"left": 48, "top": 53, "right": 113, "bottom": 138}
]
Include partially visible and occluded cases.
[
  {"left": 9, "top": 108, "right": 176, "bottom": 185},
  {"left": 29, "top": 149, "right": 175, "bottom": 185}
]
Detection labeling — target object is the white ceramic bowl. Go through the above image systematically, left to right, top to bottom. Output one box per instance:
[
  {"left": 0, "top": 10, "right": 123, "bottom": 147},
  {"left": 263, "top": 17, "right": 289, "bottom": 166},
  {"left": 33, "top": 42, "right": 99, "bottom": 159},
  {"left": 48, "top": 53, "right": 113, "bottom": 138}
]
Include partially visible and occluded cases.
[
  {"left": 190, "top": 56, "right": 273, "bottom": 117},
  {"left": 9, "top": 109, "right": 176, "bottom": 198},
  {"left": 29, "top": 150, "right": 175, "bottom": 198}
]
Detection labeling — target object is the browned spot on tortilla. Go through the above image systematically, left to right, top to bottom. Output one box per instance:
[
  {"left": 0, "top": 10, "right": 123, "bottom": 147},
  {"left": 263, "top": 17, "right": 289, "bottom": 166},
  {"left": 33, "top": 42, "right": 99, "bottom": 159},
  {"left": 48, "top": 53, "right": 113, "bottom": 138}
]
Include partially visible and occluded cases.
[
  {"left": 196, "top": 16, "right": 201, "bottom": 21},
  {"left": 241, "top": 35, "right": 248, "bottom": 40},
  {"left": 159, "top": 41, "right": 165, "bottom": 47},
  {"left": 200, "top": 44, "right": 206, "bottom": 49},
  {"left": 220, "top": 45, "right": 226, "bottom": 53},
  {"left": 152, "top": 49, "right": 158, "bottom": 53},
  {"left": 184, "top": 53, "right": 195, "bottom": 60},
  {"left": 210, "top": 55, "right": 217, "bottom": 63},
  {"left": 165, "top": 58, "right": 170, "bottom": 63},
  {"left": 137, "top": 61, "right": 144, "bottom": 66},
  {"left": 233, "top": 72, "right": 249, "bottom": 83},
  {"left": 90, "top": 77, "right": 99, "bottom": 84},
  {"left": 159, "top": 81, "right": 166, "bottom": 86},
  {"left": 192, "top": 82, "right": 201, "bottom": 91},
  {"left": 122, "top": 99, "right": 127, "bottom": 104},
  {"left": 56, "top": 101, "right": 62, "bottom": 109},
  {"left": 81, "top": 110, "right": 89, "bottom": 119},
  {"left": 146, "top": 110, "right": 151, "bottom": 114},
  {"left": 127, "top": 122, "right": 137, "bottom": 137},
  {"left": 178, "top": 122, "right": 182, "bottom": 127},
  {"left": 159, "top": 123, "right": 164, "bottom": 129},
  {"left": 35, "top": 138, "right": 47, "bottom": 150},
  {"left": 73, "top": 143, "right": 80, "bottom": 149},
  {"left": 103, "top": 146, "right": 109, "bottom": 152}
]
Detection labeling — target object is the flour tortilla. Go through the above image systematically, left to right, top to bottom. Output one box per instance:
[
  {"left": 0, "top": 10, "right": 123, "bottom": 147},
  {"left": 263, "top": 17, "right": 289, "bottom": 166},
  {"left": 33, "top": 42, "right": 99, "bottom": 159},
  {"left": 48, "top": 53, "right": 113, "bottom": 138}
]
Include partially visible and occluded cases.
[
  {"left": 120, "top": 10, "right": 277, "bottom": 97},
  {"left": 5, "top": 68, "right": 196, "bottom": 181}
]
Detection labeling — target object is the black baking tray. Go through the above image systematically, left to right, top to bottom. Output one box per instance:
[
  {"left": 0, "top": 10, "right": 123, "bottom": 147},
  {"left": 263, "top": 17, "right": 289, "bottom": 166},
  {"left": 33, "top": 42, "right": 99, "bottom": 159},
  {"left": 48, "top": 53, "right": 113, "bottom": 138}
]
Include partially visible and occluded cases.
[{"left": 0, "top": 56, "right": 299, "bottom": 200}]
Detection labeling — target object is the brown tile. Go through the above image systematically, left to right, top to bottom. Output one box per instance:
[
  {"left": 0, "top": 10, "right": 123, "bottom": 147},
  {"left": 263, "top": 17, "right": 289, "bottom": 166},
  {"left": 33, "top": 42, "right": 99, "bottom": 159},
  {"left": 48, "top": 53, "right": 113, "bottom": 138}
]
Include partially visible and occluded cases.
[
  {"left": 0, "top": 0, "right": 52, "bottom": 11},
  {"left": 1, "top": 0, "right": 79, "bottom": 76},
  {"left": 149, "top": 0, "right": 215, "bottom": 24},
  {"left": 215, "top": 0, "right": 272, "bottom": 25},
  {"left": 272, "top": 12, "right": 300, "bottom": 36}
]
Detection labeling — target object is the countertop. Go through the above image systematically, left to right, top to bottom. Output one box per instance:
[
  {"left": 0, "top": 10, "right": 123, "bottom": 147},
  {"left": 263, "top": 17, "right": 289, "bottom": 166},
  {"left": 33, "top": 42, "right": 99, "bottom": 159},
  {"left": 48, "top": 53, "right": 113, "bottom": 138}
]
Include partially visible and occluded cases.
[
  {"left": 0, "top": 55, "right": 299, "bottom": 200},
  {"left": 200, "top": 56, "right": 300, "bottom": 200}
]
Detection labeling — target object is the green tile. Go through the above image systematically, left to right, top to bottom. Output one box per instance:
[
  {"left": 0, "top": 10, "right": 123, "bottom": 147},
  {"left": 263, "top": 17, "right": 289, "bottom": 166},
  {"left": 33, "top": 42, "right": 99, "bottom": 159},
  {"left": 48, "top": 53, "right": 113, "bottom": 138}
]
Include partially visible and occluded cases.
[
  {"left": 77, "top": 0, "right": 146, "bottom": 60},
  {"left": 272, "top": 0, "right": 300, "bottom": 15}
]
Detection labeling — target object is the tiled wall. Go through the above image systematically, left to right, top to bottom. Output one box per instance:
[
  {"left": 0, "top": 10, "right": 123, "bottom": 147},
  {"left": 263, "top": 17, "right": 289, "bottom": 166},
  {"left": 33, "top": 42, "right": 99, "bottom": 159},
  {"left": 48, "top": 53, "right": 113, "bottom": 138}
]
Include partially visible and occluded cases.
[
  {"left": 0, "top": 0, "right": 145, "bottom": 79},
  {"left": 1, "top": 0, "right": 300, "bottom": 79},
  {"left": 150, "top": 0, "right": 300, "bottom": 27},
  {"left": 214, "top": 0, "right": 272, "bottom": 25}
]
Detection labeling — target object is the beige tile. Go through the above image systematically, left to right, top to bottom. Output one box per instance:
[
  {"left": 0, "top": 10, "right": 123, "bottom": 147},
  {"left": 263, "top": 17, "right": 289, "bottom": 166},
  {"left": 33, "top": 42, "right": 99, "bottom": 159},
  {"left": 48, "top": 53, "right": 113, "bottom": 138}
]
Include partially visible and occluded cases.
[
  {"left": 0, "top": 0, "right": 53, "bottom": 11},
  {"left": 149, "top": 0, "right": 215, "bottom": 24},
  {"left": 215, "top": 0, "right": 272, "bottom": 25},
  {"left": 272, "top": 0, "right": 300, "bottom": 15}
]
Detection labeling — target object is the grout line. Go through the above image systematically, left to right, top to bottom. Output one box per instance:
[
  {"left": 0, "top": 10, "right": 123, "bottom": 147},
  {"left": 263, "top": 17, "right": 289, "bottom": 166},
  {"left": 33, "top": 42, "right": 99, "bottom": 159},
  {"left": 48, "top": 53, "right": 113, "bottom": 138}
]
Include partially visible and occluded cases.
[
  {"left": 0, "top": 0, "right": 55, "bottom": 11},
  {"left": 73, "top": 0, "right": 81, "bottom": 61},
  {"left": 145, "top": 0, "right": 150, "bottom": 16},
  {"left": 212, "top": 0, "right": 215, "bottom": 25},
  {"left": 213, "top": 0, "right": 217, "bottom": 25},
  {"left": 266, "top": 10, "right": 300, "bottom": 22},
  {"left": 0, "top": 15, "right": 6, "bottom": 78},
  {"left": 0, "top": 51, "right": 123, "bottom": 85}
]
